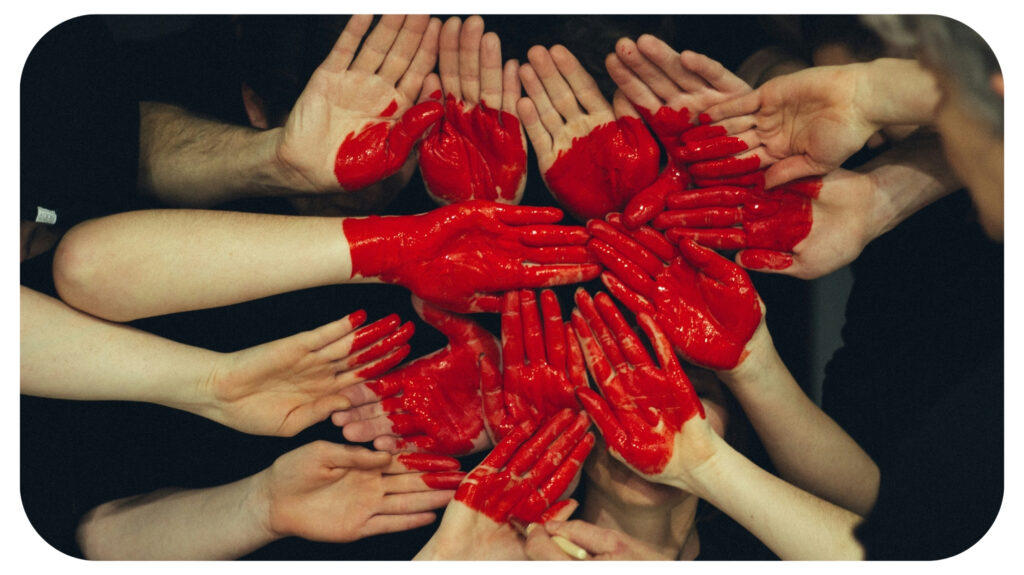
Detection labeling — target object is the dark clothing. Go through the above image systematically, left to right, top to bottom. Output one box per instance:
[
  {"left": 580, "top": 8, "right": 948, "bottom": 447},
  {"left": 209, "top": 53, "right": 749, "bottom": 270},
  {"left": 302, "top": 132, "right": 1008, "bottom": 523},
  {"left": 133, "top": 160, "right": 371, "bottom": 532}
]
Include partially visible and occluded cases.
[
  {"left": 21, "top": 16, "right": 144, "bottom": 228},
  {"left": 821, "top": 190, "right": 1004, "bottom": 559}
]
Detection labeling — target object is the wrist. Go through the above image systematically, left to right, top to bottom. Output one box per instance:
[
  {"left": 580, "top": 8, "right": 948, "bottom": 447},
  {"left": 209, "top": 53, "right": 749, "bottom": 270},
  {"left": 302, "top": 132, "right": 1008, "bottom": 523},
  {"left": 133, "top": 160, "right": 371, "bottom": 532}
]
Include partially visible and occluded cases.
[
  {"left": 859, "top": 58, "right": 941, "bottom": 128},
  {"left": 341, "top": 212, "right": 426, "bottom": 281},
  {"left": 716, "top": 319, "right": 779, "bottom": 391},
  {"left": 245, "top": 467, "right": 287, "bottom": 544}
]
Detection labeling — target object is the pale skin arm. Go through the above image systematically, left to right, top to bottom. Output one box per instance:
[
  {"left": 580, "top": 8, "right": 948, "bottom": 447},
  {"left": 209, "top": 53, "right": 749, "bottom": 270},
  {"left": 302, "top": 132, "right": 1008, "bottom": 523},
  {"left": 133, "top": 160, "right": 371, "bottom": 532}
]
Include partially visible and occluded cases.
[
  {"left": 705, "top": 58, "right": 941, "bottom": 188},
  {"left": 53, "top": 209, "right": 355, "bottom": 322},
  {"left": 21, "top": 285, "right": 419, "bottom": 435},
  {"left": 717, "top": 320, "right": 880, "bottom": 516},
  {"left": 77, "top": 441, "right": 457, "bottom": 560}
]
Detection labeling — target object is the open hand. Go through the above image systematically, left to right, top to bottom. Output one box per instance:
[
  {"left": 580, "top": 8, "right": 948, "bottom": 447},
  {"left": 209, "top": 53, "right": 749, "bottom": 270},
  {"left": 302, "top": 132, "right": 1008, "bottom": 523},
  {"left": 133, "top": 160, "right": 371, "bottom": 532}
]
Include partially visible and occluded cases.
[
  {"left": 417, "top": 16, "right": 527, "bottom": 205},
  {"left": 331, "top": 296, "right": 498, "bottom": 456}
]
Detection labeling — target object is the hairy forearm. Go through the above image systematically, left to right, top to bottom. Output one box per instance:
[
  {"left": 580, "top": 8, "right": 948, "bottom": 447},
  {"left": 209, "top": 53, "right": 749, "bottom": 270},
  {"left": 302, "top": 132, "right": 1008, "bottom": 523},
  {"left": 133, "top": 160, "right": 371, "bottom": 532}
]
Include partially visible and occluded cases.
[
  {"left": 138, "top": 102, "right": 292, "bottom": 207},
  {"left": 53, "top": 209, "right": 354, "bottom": 321},
  {"left": 20, "top": 286, "right": 216, "bottom": 412},
  {"left": 719, "top": 325, "right": 879, "bottom": 516},
  {"left": 680, "top": 431, "right": 866, "bottom": 560},
  {"left": 77, "top": 475, "right": 275, "bottom": 560}
]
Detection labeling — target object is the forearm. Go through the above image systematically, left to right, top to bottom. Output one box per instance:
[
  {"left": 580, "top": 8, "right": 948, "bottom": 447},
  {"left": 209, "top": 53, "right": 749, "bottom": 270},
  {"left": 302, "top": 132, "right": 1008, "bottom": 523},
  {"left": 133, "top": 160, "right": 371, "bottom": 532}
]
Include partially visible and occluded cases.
[
  {"left": 856, "top": 58, "right": 941, "bottom": 128},
  {"left": 138, "top": 102, "right": 295, "bottom": 207},
  {"left": 860, "top": 129, "right": 963, "bottom": 239},
  {"left": 53, "top": 209, "right": 355, "bottom": 321},
  {"left": 21, "top": 286, "right": 217, "bottom": 413},
  {"left": 719, "top": 324, "right": 879, "bottom": 515},
  {"left": 678, "top": 430, "right": 866, "bottom": 560},
  {"left": 77, "top": 475, "right": 275, "bottom": 560}
]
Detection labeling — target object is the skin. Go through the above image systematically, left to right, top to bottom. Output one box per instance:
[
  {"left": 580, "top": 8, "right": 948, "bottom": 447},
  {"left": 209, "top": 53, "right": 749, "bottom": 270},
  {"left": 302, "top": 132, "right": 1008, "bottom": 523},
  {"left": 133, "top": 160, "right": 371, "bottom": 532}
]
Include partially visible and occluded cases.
[{"left": 77, "top": 442, "right": 461, "bottom": 560}]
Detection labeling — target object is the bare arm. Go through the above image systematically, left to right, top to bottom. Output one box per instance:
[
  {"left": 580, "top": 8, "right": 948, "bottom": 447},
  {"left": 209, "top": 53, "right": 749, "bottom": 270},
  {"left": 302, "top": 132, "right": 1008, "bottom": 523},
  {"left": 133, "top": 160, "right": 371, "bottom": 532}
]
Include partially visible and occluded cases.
[{"left": 53, "top": 209, "right": 353, "bottom": 322}]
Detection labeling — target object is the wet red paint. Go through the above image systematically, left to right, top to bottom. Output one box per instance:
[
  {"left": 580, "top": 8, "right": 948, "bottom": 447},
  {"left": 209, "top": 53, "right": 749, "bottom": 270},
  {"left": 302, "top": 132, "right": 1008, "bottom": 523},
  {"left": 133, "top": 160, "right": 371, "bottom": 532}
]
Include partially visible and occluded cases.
[
  {"left": 418, "top": 94, "right": 527, "bottom": 204},
  {"left": 334, "top": 100, "right": 443, "bottom": 191},
  {"left": 543, "top": 116, "right": 659, "bottom": 221},
  {"left": 657, "top": 176, "right": 822, "bottom": 270},
  {"left": 342, "top": 201, "right": 600, "bottom": 314},
  {"left": 587, "top": 219, "right": 762, "bottom": 370},
  {"left": 484, "top": 289, "right": 585, "bottom": 441},
  {"left": 572, "top": 290, "right": 705, "bottom": 475},
  {"left": 366, "top": 300, "right": 499, "bottom": 456},
  {"left": 455, "top": 410, "right": 594, "bottom": 523},
  {"left": 397, "top": 453, "right": 466, "bottom": 489}
]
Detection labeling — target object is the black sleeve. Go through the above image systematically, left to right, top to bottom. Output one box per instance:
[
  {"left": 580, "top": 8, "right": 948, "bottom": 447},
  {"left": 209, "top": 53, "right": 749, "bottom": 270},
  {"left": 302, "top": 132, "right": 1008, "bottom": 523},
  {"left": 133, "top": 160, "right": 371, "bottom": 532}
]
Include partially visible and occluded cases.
[{"left": 21, "top": 15, "right": 142, "bottom": 229}]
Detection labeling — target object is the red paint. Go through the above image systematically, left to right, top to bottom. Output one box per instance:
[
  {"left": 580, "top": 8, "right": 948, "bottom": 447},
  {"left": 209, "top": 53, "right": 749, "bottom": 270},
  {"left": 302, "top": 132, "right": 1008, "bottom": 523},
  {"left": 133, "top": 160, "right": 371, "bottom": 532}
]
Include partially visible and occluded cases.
[
  {"left": 418, "top": 94, "right": 527, "bottom": 204},
  {"left": 334, "top": 100, "right": 443, "bottom": 191},
  {"left": 379, "top": 100, "right": 399, "bottom": 117},
  {"left": 543, "top": 116, "right": 659, "bottom": 221},
  {"left": 687, "top": 154, "right": 761, "bottom": 179},
  {"left": 621, "top": 164, "right": 690, "bottom": 230},
  {"left": 658, "top": 176, "right": 822, "bottom": 268},
  {"left": 342, "top": 201, "right": 601, "bottom": 313},
  {"left": 587, "top": 219, "right": 762, "bottom": 370},
  {"left": 484, "top": 289, "right": 585, "bottom": 441},
  {"left": 571, "top": 290, "right": 704, "bottom": 476},
  {"left": 365, "top": 300, "right": 499, "bottom": 456},
  {"left": 349, "top": 321, "right": 415, "bottom": 365},
  {"left": 455, "top": 409, "right": 594, "bottom": 524},
  {"left": 396, "top": 453, "right": 465, "bottom": 489},
  {"left": 419, "top": 471, "right": 467, "bottom": 490}
]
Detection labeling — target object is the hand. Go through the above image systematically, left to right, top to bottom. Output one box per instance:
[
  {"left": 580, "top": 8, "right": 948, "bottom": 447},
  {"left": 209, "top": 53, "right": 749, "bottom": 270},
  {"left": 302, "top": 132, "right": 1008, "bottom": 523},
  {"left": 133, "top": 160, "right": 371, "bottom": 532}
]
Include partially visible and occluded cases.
[
  {"left": 275, "top": 15, "right": 443, "bottom": 193},
  {"left": 417, "top": 16, "right": 527, "bottom": 205},
  {"left": 606, "top": 37, "right": 755, "bottom": 228},
  {"left": 518, "top": 44, "right": 660, "bottom": 221},
  {"left": 703, "top": 63, "right": 882, "bottom": 189},
  {"left": 658, "top": 170, "right": 881, "bottom": 278},
  {"left": 654, "top": 175, "right": 817, "bottom": 273},
  {"left": 342, "top": 200, "right": 601, "bottom": 313},
  {"left": 587, "top": 214, "right": 762, "bottom": 370},
  {"left": 482, "top": 289, "right": 587, "bottom": 442},
  {"left": 570, "top": 289, "right": 706, "bottom": 477},
  {"left": 332, "top": 296, "right": 498, "bottom": 456},
  {"left": 206, "top": 310, "right": 414, "bottom": 436},
  {"left": 414, "top": 410, "right": 593, "bottom": 560},
  {"left": 255, "top": 441, "right": 463, "bottom": 544},
  {"left": 524, "top": 518, "right": 671, "bottom": 560}
]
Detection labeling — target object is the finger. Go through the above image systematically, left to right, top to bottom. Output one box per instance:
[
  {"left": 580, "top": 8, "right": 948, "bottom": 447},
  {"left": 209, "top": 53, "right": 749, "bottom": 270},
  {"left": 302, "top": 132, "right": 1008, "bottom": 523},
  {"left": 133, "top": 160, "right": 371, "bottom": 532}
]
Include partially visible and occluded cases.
[
  {"left": 350, "top": 14, "right": 406, "bottom": 74},
  {"left": 377, "top": 14, "right": 430, "bottom": 84},
  {"left": 318, "top": 15, "right": 373, "bottom": 74},
  {"left": 458, "top": 15, "right": 485, "bottom": 104},
  {"left": 438, "top": 16, "right": 462, "bottom": 99},
  {"left": 397, "top": 17, "right": 442, "bottom": 103},
  {"left": 479, "top": 32, "right": 504, "bottom": 109},
  {"left": 616, "top": 36, "right": 683, "bottom": 104},
  {"left": 548, "top": 44, "right": 611, "bottom": 118},
  {"left": 527, "top": 45, "right": 586, "bottom": 122},
  {"left": 606, "top": 48, "right": 662, "bottom": 113},
  {"left": 679, "top": 49, "right": 751, "bottom": 96},
  {"left": 520, "top": 56, "right": 569, "bottom": 138},
  {"left": 502, "top": 59, "right": 522, "bottom": 117},
  {"left": 417, "top": 72, "right": 442, "bottom": 104},
  {"left": 702, "top": 88, "right": 760, "bottom": 123},
  {"left": 611, "top": 89, "right": 643, "bottom": 120},
  {"left": 517, "top": 95, "right": 554, "bottom": 165},
  {"left": 672, "top": 133, "right": 754, "bottom": 165},
  {"left": 687, "top": 153, "right": 762, "bottom": 180},
  {"left": 621, "top": 165, "right": 690, "bottom": 229},
  {"left": 664, "top": 185, "right": 747, "bottom": 210},
  {"left": 491, "top": 203, "right": 565, "bottom": 226},
  {"left": 653, "top": 207, "right": 742, "bottom": 228},
  {"left": 588, "top": 218, "right": 667, "bottom": 278},
  {"left": 518, "top": 223, "right": 591, "bottom": 247},
  {"left": 664, "top": 226, "right": 746, "bottom": 250},
  {"left": 678, "top": 238, "right": 750, "bottom": 285},
  {"left": 587, "top": 239, "right": 658, "bottom": 299},
  {"left": 518, "top": 245, "right": 593, "bottom": 266},
  {"left": 736, "top": 248, "right": 796, "bottom": 273},
  {"left": 514, "top": 263, "right": 603, "bottom": 288},
  {"left": 501, "top": 289, "right": 526, "bottom": 367},
  {"left": 520, "top": 289, "right": 547, "bottom": 367},
  {"left": 540, "top": 289, "right": 567, "bottom": 371},
  {"left": 571, "top": 290, "right": 627, "bottom": 387},
  {"left": 592, "top": 291, "right": 653, "bottom": 368},
  {"left": 412, "top": 295, "right": 491, "bottom": 348},
  {"left": 303, "top": 309, "right": 366, "bottom": 351},
  {"left": 635, "top": 311, "right": 684, "bottom": 374},
  {"left": 320, "top": 313, "right": 406, "bottom": 361},
  {"left": 334, "top": 320, "right": 415, "bottom": 369},
  {"left": 564, "top": 321, "right": 589, "bottom": 392},
  {"left": 335, "top": 345, "right": 410, "bottom": 388},
  {"left": 334, "top": 381, "right": 382, "bottom": 409},
  {"left": 576, "top": 387, "right": 629, "bottom": 451},
  {"left": 280, "top": 394, "right": 353, "bottom": 435},
  {"left": 506, "top": 408, "right": 579, "bottom": 477},
  {"left": 337, "top": 413, "right": 395, "bottom": 442},
  {"left": 480, "top": 418, "right": 539, "bottom": 471},
  {"left": 518, "top": 431, "right": 594, "bottom": 521},
  {"left": 317, "top": 441, "right": 392, "bottom": 469},
  {"left": 394, "top": 452, "right": 461, "bottom": 473},
  {"left": 382, "top": 469, "right": 464, "bottom": 493},
  {"left": 379, "top": 490, "right": 457, "bottom": 515},
  {"left": 538, "top": 498, "right": 579, "bottom": 523},
  {"left": 360, "top": 511, "right": 441, "bottom": 538},
  {"left": 545, "top": 518, "right": 627, "bottom": 555},
  {"left": 524, "top": 525, "right": 576, "bottom": 560}
]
